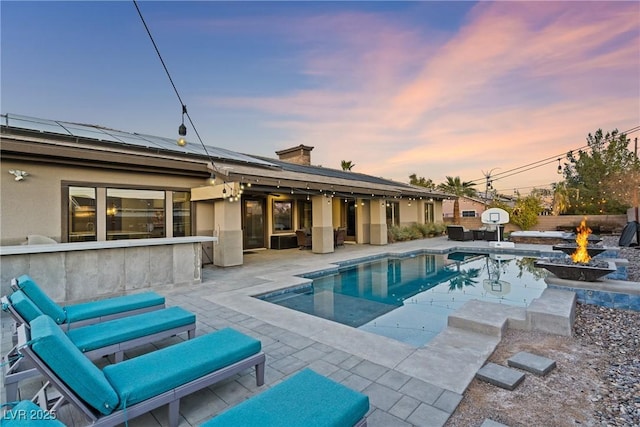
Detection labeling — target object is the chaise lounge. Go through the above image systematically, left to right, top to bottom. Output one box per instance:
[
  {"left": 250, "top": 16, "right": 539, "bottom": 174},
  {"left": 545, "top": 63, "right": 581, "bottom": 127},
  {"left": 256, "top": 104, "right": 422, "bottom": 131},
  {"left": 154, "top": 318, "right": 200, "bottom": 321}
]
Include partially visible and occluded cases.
[
  {"left": 11, "top": 274, "right": 166, "bottom": 328},
  {"left": 2, "top": 290, "right": 196, "bottom": 401},
  {"left": 17, "top": 316, "right": 265, "bottom": 427},
  {"left": 202, "top": 368, "right": 370, "bottom": 427}
]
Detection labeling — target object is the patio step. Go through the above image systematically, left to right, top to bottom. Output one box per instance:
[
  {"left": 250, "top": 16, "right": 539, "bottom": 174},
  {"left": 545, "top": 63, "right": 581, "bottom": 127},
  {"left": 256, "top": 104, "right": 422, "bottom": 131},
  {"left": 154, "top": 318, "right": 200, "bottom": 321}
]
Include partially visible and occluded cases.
[
  {"left": 447, "top": 300, "right": 526, "bottom": 337},
  {"left": 476, "top": 362, "right": 525, "bottom": 390}
]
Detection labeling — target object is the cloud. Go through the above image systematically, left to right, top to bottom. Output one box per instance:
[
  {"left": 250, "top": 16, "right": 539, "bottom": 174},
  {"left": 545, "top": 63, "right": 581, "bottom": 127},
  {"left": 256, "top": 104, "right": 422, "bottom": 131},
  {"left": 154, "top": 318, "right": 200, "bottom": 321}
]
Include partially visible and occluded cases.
[{"left": 202, "top": 2, "right": 639, "bottom": 190}]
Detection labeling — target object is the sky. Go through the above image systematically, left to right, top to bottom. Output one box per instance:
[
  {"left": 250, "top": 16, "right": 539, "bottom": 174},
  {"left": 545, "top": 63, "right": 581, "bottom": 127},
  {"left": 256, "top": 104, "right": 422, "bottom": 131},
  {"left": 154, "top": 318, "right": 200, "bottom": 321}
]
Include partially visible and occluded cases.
[{"left": 2, "top": 1, "right": 639, "bottom": 195}]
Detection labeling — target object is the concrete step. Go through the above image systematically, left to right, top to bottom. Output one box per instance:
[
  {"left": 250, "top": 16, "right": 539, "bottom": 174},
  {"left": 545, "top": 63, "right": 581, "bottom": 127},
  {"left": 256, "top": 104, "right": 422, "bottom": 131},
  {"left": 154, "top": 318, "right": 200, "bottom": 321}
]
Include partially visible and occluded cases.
[
  {"left": 447, "top": 300, "right": 526, "bottom": 337},
  {"left": 507, "top": 351, "right": 556, "bottom": 376},
  {"left": 476, "top": 362, "right": 525, "bottom": 390}
]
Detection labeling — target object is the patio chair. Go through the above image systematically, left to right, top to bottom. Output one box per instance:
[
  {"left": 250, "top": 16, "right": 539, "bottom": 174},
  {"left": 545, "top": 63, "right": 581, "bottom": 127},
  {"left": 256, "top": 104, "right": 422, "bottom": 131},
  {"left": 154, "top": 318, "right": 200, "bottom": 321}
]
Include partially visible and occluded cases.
[
  {"left": 446, "top": 225, "right": 474, "bottom": 241},
  {"left": 334, "top": 228, "right": 346, "bottom": 247},
  {"left": 296, "top": 229, "right": 312, "bottom": 249},
  {"left": 11, "top": 274, "right": 165, "bottom": 328},
  {"left": 2, "top": 290, "right": 196, "bottom": 401},
  {"left": 16, "top": 316, "right": 266, "bottom": 427},
  {"left": 202, "top": 368, "right": 369, "bottom": 427}
]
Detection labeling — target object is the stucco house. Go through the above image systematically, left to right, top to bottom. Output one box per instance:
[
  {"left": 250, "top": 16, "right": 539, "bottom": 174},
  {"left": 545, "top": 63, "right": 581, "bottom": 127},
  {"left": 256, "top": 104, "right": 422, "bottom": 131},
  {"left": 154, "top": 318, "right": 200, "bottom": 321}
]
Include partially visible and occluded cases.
[{"left": 1, "top": 114, "right": 448, "bottom": 268}]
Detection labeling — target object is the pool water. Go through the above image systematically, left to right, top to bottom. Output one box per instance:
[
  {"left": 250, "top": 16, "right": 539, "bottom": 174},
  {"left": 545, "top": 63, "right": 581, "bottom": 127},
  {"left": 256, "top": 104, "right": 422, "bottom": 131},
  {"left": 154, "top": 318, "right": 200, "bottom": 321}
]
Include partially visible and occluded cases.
[{"left": 259, "top": 251, "right": 550, "bottom": 347}]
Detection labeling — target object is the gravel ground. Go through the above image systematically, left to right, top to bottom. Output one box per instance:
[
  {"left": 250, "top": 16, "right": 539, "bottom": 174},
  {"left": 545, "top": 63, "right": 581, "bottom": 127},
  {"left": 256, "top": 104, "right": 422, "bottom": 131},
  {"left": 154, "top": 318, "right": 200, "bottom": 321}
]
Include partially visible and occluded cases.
[{"left": 445, "top": 236, "right": 640, "bottom": 427}]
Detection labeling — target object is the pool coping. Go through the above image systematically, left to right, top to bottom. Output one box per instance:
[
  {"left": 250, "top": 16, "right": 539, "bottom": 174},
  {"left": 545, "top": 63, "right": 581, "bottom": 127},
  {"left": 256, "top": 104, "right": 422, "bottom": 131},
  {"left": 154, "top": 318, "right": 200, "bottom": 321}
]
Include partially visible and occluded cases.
[{"left": 203, "top": 244, "right": 577, "bottom": 395}]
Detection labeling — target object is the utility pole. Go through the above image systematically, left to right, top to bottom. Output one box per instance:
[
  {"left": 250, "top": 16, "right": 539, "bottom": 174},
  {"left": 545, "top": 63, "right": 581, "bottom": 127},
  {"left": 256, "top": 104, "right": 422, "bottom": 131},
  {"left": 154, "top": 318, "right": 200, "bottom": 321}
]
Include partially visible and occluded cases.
[{"left": 481, "top": 168, "right": 499, "bottom": 209}]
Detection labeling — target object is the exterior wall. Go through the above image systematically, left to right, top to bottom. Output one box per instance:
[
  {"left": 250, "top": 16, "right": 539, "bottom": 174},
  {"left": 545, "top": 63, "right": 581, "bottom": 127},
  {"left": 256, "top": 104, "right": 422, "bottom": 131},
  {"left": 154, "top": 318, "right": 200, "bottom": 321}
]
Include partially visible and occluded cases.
[
  {"left": 1, "top": 160, "right": 205, "bottom": 245},
  {"left": 442, "top": 197, "right": 485, "bottom": 218},
  {"left": 399, "top": 199, "right": 419, "bottom": 227},
  {"left": 449, "top": 214, "right": 627, "bottom": 234},
  {"left": 0, "top": 238, "right": 211, "bottom": 303}
]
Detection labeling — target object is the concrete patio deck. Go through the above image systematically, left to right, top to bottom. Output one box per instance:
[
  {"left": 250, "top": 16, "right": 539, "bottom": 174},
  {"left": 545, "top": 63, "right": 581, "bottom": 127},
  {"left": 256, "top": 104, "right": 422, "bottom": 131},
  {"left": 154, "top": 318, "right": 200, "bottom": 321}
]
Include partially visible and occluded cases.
[{"left": 2, "top": 236, "right": 573, "bottom": 427}]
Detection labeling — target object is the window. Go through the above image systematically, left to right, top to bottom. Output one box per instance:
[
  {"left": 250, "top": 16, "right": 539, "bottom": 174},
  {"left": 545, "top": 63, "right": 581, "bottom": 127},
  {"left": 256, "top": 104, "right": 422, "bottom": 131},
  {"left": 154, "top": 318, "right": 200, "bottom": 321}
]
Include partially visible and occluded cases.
[
  {"left": 68, "top": 186, "right": 96, "bottom": 242},
  {"left": 106, "top": 189, "right": 165, "bottom": 240},
  {"left": 173, "top": 191, "right": 191, "bottom": 237},
  {"left": 272, "top": 200, "right": 293, "bottom": 232},
  {"left": 386, "top": 201, "right": 399, "bottom": 226},
  {"left": 425, "top": 203, "right": 435, "bottom": 223},
  {"left": 462, "top": 210, "right": 476, "bottom": 217}
]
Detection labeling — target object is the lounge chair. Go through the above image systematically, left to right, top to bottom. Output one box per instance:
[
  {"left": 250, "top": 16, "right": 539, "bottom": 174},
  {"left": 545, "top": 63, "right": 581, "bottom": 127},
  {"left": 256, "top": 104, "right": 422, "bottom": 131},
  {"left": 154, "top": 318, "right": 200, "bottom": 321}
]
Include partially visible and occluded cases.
[
  {"left": 446, "top": 225, "right": 474, "bottom": 241},
  {"left": 296, "top": 229, "right": 312, "bottom": 249},
  {"left": 11, "top": 274, "right": 165, "bottom": 328},
  {"left": 2, "top": 290, "right": 196, "bottom": 401},
  {"left": 17, "top": 316, "right": 265, "bottom": 427},
  {"left": 202, "top": 368, "right": 369, "bottom": 427},
  {"left": 1, "top": 400, "right": 64, "bottom": 426}
]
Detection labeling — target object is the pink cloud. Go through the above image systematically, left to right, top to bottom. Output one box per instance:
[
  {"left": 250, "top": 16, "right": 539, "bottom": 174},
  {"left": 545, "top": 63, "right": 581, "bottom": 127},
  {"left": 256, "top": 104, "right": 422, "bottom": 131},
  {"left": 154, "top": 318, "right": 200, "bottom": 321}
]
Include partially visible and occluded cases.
[{"left": 202, "top": 2, "right": 639, "bottom": 192}]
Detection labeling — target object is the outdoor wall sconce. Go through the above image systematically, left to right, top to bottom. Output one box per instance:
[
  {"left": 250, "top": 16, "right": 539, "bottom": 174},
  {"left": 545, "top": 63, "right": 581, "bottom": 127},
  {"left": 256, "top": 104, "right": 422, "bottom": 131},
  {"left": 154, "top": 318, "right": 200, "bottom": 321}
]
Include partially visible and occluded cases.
[{"left": 9, "top": 170, "right": 28, "bottom": 181}]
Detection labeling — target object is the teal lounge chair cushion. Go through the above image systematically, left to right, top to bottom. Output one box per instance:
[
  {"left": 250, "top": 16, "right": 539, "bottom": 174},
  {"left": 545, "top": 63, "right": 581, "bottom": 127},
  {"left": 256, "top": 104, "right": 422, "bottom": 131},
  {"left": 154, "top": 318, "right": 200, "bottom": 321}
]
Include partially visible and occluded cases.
[
  {"left": 14, "top": 275, "right": 66, "bottom": 324},
  {"left": 9, "top": 290, "right": 44, "bottom": 323},
  {"left": 64, "top": 292, "right": 165, "bottom": 323},
  {"left": 67, "top": 306, "right": 195, "bottom": 352},
  {"left": 29, "top": 315, "right": 119, "bottom": 415},
  {"left": 103, "top": 327, "right": 261, "bottom": 408},
  {"left": 202, "top": 368, "right": 370, "bottom": 427},
  {"left": 2, "top": 400, "right": 65, "bottom": 426}
]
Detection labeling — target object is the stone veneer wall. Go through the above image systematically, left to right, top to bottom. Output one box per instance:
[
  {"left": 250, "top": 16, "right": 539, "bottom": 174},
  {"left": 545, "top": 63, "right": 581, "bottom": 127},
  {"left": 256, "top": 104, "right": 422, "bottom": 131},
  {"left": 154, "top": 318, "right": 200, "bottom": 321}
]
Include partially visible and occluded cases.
[{"left": 0, "top": 237, "right": 214, "bottom": 304}]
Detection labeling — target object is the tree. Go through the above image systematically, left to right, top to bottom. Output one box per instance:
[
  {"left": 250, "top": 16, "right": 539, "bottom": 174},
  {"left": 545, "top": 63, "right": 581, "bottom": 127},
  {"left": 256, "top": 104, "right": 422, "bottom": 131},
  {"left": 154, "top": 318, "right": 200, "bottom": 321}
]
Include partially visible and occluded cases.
[
  {"left": 562, "top": 129, "right": 639, "bottom": 214},
  {"left": 340, "top": 160, "right": 355, "bottom": 171},
  {"left": 409, "top": 173, "right": 435, "bottom": 189},
  {"left": 438, "top": 176, "right": 477, "bottom": 224},
  {"left": 551, "top": 181, "right": 570, "bottom": 216},
  {"left": 510, "top": 195, "right": 544, "bottom": 230}
]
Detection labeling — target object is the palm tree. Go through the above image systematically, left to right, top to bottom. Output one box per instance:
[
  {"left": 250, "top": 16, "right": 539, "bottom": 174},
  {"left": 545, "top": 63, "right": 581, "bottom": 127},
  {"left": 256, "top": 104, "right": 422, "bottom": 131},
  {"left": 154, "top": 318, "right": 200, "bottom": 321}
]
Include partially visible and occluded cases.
[
  {"left": 341, "top": 160, "right": 355, "bottom": 171},
  {"left": 438, "top": 176, "right": 477, "bottom": 224},
  {"left": 552, "top": 181, "right": 570, "bottom": 215},
  {"left": 448, "top": 268, "right": 481, "bottom": 291}
]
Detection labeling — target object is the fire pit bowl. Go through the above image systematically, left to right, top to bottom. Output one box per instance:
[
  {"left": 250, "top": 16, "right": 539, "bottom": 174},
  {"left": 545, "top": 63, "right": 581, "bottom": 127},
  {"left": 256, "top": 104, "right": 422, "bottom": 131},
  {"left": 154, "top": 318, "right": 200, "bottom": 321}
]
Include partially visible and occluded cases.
[
  {"left": 552, "top": 244, "right": 608, "bottom": 258},
  {"left": 534, "top": 258, "right": 616, "bottom": 282}
]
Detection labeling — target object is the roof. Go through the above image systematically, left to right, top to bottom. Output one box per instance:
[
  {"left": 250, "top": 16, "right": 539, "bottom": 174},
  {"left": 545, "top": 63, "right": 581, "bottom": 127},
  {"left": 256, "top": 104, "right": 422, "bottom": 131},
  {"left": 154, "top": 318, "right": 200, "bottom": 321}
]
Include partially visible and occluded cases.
[{"left": 1, "top": 113, "right": 449, "bottom": 199}]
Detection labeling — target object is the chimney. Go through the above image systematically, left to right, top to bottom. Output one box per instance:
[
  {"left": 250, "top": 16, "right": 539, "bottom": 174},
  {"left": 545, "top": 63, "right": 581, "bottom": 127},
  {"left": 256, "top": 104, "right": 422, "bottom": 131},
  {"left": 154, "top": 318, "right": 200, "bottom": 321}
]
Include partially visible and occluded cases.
[{"left": 276, "top": 145, "right": 314, "bottom": 166}]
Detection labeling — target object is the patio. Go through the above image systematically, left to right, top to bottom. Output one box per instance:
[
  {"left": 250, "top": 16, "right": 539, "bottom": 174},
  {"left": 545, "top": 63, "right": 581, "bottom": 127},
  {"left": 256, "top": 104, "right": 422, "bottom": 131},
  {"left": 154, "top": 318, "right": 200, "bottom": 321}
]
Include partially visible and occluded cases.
[{"left": 1, "top": 236, "right": 577, "bottom": 426}]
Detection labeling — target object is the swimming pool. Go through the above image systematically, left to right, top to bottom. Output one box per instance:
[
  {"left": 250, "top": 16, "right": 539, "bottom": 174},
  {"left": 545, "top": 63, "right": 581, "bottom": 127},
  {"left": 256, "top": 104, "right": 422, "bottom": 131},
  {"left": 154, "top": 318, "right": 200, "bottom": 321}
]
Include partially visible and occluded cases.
[{"left": 259, "top": 251, "right": 550, "bottom": 347}]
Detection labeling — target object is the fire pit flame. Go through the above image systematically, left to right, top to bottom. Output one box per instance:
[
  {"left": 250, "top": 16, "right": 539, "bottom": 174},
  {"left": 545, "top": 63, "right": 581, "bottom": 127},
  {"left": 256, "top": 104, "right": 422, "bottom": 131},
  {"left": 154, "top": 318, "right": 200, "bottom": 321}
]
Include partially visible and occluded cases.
[{"left": 571, "top": 217, "right": 592, "bottom": 264}]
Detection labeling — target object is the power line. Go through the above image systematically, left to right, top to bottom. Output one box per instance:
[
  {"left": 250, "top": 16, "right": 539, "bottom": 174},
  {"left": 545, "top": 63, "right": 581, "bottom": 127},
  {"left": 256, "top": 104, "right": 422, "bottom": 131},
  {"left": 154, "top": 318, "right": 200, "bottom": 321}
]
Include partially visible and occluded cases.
[
  {"left": 132, "top": 0, "right": 215, "bottom": 166},
  {"left": 470, "top": 125, "right": 640, "bottom": 185}
]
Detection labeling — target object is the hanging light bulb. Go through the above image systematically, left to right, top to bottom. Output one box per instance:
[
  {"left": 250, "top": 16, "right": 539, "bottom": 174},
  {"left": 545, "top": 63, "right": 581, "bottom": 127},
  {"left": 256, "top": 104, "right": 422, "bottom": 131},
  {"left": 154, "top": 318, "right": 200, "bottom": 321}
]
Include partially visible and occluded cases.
[
  {"left": 177, "top": 105, "right": 187, "bottom": 147},
  {"left": 557, "top": 158, "right": 562, "bottom": 174},
  {"left": 206, "top": 172, "right": 216, "bottom": 186},
  {"left": 222, "top": 186, "right": 227, "bottom": 199}
]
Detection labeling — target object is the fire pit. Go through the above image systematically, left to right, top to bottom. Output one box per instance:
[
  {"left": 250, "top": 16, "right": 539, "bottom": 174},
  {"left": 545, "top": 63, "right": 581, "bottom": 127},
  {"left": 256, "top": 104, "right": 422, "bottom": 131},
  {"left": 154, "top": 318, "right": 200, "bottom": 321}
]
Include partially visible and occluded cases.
[
  {"left": 535, "top": 218, "right": 616, "bottom": 281},
  {"left": 552, "top": 243, "right": 608, "bottom": 258},
  {"left": 534, "top": 258, "right": 616, "bottom": 281}
]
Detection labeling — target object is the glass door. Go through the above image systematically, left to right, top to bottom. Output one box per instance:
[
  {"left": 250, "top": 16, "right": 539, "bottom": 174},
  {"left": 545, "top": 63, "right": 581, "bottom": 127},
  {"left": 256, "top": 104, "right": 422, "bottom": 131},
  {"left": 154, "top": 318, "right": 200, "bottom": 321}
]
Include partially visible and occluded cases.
[{"left": 243, "top": 198, "right": 265, "bottom": 249}]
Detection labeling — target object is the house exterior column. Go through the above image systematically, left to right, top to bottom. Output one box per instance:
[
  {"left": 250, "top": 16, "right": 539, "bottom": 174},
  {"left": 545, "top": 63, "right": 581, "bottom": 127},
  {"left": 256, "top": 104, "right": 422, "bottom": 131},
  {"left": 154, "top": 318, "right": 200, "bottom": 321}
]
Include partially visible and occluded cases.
[
  {"left": 311, "top": 194, "right": 334, "bottom": 253},
  {"left": 356, "top": 198, "right": 370, "bottom": 244},
  {"left": 369, "top": 198, "right": 388, "bottom": 245},
  {"left": 213, "top": 199, "right": 243, "bottom": 267}
]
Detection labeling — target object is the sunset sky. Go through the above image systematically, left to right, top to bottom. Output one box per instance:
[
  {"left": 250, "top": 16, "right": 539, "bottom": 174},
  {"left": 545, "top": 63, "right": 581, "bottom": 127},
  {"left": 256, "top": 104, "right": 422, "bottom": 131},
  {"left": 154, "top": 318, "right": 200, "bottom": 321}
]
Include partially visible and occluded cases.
[{"left": 2, "top": 1, "right": 638, "bottom": 194}]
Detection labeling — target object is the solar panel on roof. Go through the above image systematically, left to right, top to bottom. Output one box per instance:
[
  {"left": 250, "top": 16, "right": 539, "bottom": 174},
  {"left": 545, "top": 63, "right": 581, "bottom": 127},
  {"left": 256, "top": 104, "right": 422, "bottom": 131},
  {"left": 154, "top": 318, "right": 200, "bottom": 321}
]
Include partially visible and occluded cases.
[
  {"left": 2, "top": 113, "right": 278, "bottom": 168},
  {"left": 5, "top": 114, "right": 71, "bottom": 135},
  {"left": 61, "top": 123, "right": 123, "bottom": 143}
]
